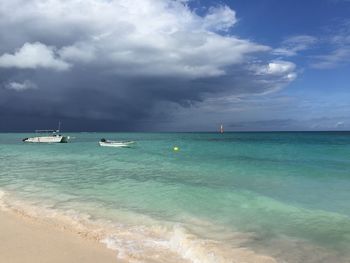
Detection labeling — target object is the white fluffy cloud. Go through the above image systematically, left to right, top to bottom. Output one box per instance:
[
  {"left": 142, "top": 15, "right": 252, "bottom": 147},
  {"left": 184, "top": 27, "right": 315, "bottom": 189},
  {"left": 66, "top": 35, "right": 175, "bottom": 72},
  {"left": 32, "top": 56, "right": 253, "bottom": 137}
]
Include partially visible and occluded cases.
[
  {"left": 0, "top": 0, "right": 273, "bottom": 78},
  {"left": 202, "top": 6, "right": 237, "bottom": 31},
  {"left": 0, "top": 42, "right": 70, "bottom": 71},
  {"left": 252, "top": 60, "right": 296, "bottom": 79},
  {"left": 266, "top": 61, "right": 296, "bottom": 75},
  {"left": 4, "top": 80, "right": 37, "bottom": 91}
]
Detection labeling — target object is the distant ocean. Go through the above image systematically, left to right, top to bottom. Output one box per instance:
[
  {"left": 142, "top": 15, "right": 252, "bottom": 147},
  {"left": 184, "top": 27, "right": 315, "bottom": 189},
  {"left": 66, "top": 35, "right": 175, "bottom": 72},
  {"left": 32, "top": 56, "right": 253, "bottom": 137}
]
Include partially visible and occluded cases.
[{"left": 1, "top": 132, "right": 350, "bottom": 263}]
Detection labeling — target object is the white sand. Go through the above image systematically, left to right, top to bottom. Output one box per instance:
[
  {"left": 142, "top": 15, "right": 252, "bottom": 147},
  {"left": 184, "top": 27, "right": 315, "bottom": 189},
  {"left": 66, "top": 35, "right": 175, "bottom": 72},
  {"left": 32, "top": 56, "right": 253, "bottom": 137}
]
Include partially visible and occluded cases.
[{"left": 0, "top": 210, "right": 118, "bottom": 263}]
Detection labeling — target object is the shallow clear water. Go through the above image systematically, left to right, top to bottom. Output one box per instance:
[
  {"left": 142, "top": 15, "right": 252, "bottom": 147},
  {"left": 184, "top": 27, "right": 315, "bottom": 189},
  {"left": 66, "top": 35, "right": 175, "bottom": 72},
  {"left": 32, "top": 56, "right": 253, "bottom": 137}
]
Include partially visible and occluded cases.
[{"left": 0, "top": 132, "right": 350, "bottom": 262}]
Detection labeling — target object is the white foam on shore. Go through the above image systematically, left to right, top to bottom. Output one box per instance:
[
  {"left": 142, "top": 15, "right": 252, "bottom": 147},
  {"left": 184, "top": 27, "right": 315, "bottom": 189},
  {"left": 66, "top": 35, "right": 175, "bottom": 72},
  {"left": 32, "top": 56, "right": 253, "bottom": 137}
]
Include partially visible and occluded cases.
[
  {"left": 0, "top": 189, "right": 278, "bottom": 263},
  {"left": 0, "top": 190, "right": 10, "bottom": 211}
]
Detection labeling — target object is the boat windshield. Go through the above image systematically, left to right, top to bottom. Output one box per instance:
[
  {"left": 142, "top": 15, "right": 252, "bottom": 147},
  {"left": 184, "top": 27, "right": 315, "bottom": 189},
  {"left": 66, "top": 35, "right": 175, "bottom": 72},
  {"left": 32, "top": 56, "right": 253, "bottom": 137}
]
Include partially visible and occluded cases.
[{"left": 35, "top": 130, "right": 59, "bottom": 134}]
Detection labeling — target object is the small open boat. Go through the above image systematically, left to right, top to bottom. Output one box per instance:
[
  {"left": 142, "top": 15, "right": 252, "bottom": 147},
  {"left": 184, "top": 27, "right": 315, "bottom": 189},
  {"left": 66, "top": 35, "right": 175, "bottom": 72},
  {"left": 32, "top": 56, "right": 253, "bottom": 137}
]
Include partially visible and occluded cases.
[{"left": 99, "top": 138, "right": 135, "bottom": 148}]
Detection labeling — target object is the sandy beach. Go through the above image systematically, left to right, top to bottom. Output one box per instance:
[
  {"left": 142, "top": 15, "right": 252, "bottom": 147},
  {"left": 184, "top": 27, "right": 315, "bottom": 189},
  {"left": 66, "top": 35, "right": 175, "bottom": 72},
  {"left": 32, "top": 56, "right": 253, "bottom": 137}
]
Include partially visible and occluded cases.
[{"left": 0, "top": 210, "right": 118, "bottom": 263}]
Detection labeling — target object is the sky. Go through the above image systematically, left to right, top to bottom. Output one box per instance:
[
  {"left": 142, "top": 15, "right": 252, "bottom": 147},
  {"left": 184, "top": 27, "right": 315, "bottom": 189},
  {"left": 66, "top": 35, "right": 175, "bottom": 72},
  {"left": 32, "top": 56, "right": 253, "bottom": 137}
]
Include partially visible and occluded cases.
[{"left": 0, "top": 0, "right": 349, "bottom": 132}]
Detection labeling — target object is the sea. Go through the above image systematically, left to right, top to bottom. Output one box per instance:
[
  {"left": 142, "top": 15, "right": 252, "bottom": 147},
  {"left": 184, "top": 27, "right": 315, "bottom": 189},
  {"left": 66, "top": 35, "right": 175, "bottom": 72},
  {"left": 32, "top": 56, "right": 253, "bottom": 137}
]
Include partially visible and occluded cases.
[{"left": 0, "top": 132, "right": 349, "bottom": 263}]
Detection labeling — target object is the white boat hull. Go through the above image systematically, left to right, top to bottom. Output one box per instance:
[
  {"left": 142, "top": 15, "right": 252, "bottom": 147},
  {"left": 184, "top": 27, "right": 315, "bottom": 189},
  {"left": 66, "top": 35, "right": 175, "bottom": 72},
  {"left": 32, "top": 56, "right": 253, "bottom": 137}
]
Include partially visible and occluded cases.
[
  {"left": 23, "top": 136, "right": 69, "bottom": 143},
  {"left": 99, "top": 141, "right": 134, "bottom": 147}
]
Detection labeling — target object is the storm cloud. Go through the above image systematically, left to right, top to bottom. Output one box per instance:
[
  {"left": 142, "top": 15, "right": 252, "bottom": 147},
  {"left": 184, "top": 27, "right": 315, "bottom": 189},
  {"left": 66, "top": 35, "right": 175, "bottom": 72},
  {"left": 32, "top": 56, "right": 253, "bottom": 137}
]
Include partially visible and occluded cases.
[{"left": 0, "top": 0, "right": 297, "bottom": 131}]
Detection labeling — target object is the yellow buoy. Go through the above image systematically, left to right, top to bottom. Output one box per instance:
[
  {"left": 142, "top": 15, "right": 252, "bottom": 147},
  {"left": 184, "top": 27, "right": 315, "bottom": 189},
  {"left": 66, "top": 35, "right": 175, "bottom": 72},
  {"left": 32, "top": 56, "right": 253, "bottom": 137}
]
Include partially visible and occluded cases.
[{"left": 173, "top": 146, "right": 179, "bottom": 151}]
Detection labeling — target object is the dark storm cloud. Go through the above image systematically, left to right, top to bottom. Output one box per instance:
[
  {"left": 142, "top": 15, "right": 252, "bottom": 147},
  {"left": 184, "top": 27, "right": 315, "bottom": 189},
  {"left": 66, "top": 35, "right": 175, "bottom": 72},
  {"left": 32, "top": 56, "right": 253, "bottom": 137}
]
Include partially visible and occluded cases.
[
  {"left": 0, "top": 0, "right": 297, "bottom": 131},
  {"left": 228, "top": 117, "right": 350, "bottom": 131},
  {"left": 228, "top": 119, "right": 298, "bottom": 131}
]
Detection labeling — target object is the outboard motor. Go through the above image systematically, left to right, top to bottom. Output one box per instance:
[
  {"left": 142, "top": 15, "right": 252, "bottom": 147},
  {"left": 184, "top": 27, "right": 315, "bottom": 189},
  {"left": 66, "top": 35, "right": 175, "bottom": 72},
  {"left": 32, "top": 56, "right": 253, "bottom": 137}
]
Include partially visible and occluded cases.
[
  {"left": 22, "top": 138, "right": 28, "bottom": 142},
  {"left": 101, "top": 138, "right": 106, "bottom": 142}
]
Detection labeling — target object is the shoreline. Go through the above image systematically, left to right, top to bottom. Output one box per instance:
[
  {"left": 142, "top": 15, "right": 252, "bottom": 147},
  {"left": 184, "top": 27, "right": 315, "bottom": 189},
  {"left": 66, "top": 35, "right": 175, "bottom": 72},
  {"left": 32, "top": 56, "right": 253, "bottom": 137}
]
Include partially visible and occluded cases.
[
  {"left": 3, "top": 189, "right": 345, "bottom": 263},
  {"left": 0, "top": 190, "right": 279, "bottom": 263},
  {"left": 0, "top": 209, "right": 118, "bottom": 263}
]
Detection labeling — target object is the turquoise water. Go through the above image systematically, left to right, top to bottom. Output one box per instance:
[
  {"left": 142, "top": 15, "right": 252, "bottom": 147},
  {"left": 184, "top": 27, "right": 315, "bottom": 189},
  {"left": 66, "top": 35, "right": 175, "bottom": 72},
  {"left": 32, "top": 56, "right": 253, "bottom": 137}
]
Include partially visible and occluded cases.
[{"left": 0, "top": 132, "right": 350, "bottom": 262}]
